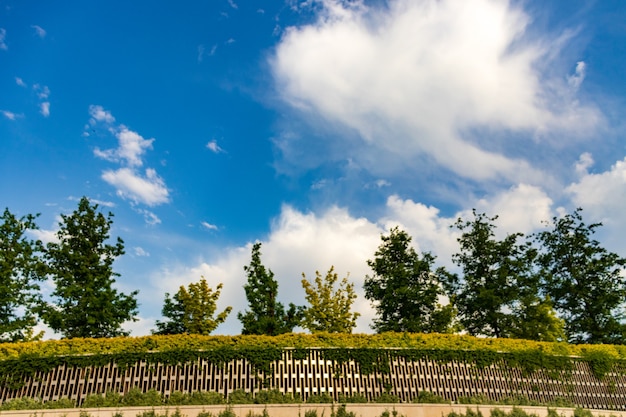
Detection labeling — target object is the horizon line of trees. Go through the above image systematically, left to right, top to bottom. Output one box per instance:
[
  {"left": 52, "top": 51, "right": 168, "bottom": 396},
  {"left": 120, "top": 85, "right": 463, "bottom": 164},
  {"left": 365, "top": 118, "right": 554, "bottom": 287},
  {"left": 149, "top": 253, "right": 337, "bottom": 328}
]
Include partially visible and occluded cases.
[{"left": 2, "top": 197, "right": 625, "bottom": 344}]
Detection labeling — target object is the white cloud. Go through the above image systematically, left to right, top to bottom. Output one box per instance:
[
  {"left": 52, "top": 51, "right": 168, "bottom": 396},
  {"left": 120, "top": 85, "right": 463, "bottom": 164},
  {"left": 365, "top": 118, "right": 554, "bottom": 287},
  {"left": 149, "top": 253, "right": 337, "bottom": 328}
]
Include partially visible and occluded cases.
[
  {"left": 228, "top": 0, "right": 238, "bottom": 10},
  {"left": 272, "top": 0, "right": 601, "bottom": 182},
  {"left": 31, "top": 25, "right": 46, "bottom": 38},
  {"left": 0, "top": 28, "right": 7, "bottom": 50},
  {"left": 197, "top": 45, "right": 205, "bottom": 62},
  {"left": 567, "top": 61, "right": 586, "bottom": 91},
  {"left": 15, "top": 77, "right": 26, "bottom": 87},
  {"left": 34, "top": 84, "right": 50, "bottom": 99},
  {"left": 40, "top": 102, "right": 50, "bottom": 117},
  {"left": 88, "top": 105, "right": 170, "bottom": 209},
  {"left": 89, "top": 105, "right": 116, "bottom": 124},
  {"left": 1, "top": 110, "right": 19, "bottom": 120},
  {"left": 95, "top": 126, "right": 154, "bottom": 167},
  {"left": 206, "top": 139, "right": 224, "bottom": 153},
  {"left": 575, "top": 152, "right": 594, "bottom": 175},
  {"left": 567, "top": 156, "right": 626, "bottom": 226},
  {"left": 102, "top": 168, "right": 170, "bottom": 206},
  {"left": 201, "top": 221, "right": 218, "bottom": 231},
  {"left": 29, "top": 228, "right": 59, "bottom": 245},
  {"left": 134, "top": 247, "right": 150, "bottom": 257}
]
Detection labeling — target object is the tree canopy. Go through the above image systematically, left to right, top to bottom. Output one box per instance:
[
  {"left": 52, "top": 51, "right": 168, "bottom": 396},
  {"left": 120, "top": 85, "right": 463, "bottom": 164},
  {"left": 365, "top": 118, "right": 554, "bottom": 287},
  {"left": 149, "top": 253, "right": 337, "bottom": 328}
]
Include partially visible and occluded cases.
[
  {"left": 40, "top": 197, "right": 138, "bottom": 338},
  {"left": 535, "top": 208, "right": 626, "bottom": 344},
  {"left": 0, "top": 209, "right": 44, "bottom": 342},
  {"left": 364, "top": 227, "right": 454, "bottom": 333},
  {"left": 238, "top": 243, "right": 302, "bottom": 335},
  {"left": 301, "top": 266, "right": 359, "bottom": 333},
  {"left": 154, "top": 277, "right": 231, "bottom": 335}
]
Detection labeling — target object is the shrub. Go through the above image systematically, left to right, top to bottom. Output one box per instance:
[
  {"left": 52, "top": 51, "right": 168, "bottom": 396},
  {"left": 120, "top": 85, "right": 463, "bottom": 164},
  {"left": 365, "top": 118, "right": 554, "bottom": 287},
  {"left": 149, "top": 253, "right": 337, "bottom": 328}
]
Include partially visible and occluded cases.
[
  {"left": 123, "top": 388, "right": 162, "bottom": 407},
  {"left": 228, "top": 389, "right": 254, "bottom": 404},
  {"left": 255, "top": 389, "right": 300, "bottom": 404},
  {"left": 413, "top": 391, "right": 448, "bottom": 404},
  {"left": 307, "top": 393, "right": 334, "bottom": 403},
  {"left": 373, "top": 393, "right": 399, "bottom": 403},
  {"left": 82, "top": 394, "right": 106, "bottom": 408},
  {"left": 337, "top": 394, "right": 367, "bottom": 403},
  {"left": 458, "top": 395, "right": 492, "bottom": 405},
  {"left": 0, "top": 397, "right": 44, "bottom": 410},
  {"left": 46, "top": 398, "right": 76, "bottom": 409},
  {"left": 332, "top": 404, "right": 356, "bottom": 417},
  {"left": 218, "top": 408, "right": 236, "bottom": 417},
  {"left": 573, "top": 409, "right": 594, "bottom": 417},
  {"left": 304, "top": 410, "right": 319, "bottom": 417},
  {"left": 196, "top": 411, "right": 214, "bottom": 417}
]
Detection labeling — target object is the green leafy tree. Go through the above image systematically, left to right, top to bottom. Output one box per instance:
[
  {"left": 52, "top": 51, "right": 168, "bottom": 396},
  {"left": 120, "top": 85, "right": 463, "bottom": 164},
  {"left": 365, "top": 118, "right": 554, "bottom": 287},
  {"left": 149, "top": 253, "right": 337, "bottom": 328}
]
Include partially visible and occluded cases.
[
  {"left": 40, "top": 197, "right": 138, "bottom": 338},
  {"left": 535, "top": 208, "right": 626, "bottom": 344},
  {"left": 0, "top": 209, "right": 44, "bottom": 342},
  {"left": 449, "top": 210, "right": 541, "bottom": 338},
  {"left": 364, "top": 227, "right": 454, "bottom": 333},
  {"left": 238, "top": 242, "right": 302, "bottom": 335},
  {"left": 301, "top": 266, "right": 359, "bottom": 333},
  {"left": 154, "top": 277, "right": 232, "bottom": 335},
  {"left": 510, "top": 295, "right": 566, "bottom": 342}
]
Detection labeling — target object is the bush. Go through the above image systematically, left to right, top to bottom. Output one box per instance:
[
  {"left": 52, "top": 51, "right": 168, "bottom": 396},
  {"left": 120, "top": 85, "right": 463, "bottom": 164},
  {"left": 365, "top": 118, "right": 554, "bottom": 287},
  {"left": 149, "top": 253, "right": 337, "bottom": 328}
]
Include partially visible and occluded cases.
[
  {"left": 123, "top": 388, "right": 163, "bottom": 407},
  {"left": 228, "top": 389, "right": 254, "bottom": 404},
  {"left": 255, "top": 389, "right": 300, "bottom": 404},
  {"left": 413, "top": 391, "right": 448, "bottom": 404},
  {"left": 307, "top": 393, "right": 334, "bottom": 403},
  {"left": 373, "top": 393, "right": 400, "bottom": 403},
  {"left": 82, "top": 394, "right": 106, "bottom": 408},
  {"left": 337, "top": 394, "right": 367, "bottom": 403},
  {"left": 458, "top": 395, "right": 492, "bottom": 405},
  {"left": 0, "top": 397, "right": 44, "bottom": 410},
  {"left": 45, "top": 397, "right": 76, "bottom": 409},
  {"left": 332, "top": 404, "right": 356, "bottom": 417},
  {"left": 218, "top": 408, "right": 237, "bottom": 417},
  {"left": 573, "top": 409, "right": 594, "bottom": 417},
  {"left": 304, "top": 410, "right": 319, "bottom": 417},
  {"left": 196, "top": 411, "right": 214, "bottom": 417}
]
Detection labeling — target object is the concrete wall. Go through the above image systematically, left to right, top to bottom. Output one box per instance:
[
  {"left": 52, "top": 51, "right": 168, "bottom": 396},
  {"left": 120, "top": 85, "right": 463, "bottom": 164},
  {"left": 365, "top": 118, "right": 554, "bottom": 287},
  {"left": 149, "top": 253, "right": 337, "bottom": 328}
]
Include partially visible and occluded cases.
[{"left": 1, "top": 350, "right": 626, "bottom": 410}]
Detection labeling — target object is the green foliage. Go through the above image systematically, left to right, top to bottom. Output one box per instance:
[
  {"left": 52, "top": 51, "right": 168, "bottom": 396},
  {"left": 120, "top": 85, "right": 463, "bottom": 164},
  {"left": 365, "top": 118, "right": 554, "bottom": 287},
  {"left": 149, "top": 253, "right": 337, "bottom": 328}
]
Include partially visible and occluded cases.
[
  {"left": 39, "top": 197, "right": 139, "bottom": 338},
  {"left": 0, "top": 208, "right": 44, "bottom": 342},
  {"left": 535, "top": 208, "right": 626, "bottom": 344},
  {"left": 450, "top": 211, "right": 537, "bottom": 339},
  {"left": 364, "top": 227, "right": 454, "bottom": 333},
  {"left": 238, "top": 243, "right": 303, "bottom": 335},
  {"left": 301, "top": 266, "right": 359, "bottom": 333},
  {"left": 154, "top": 277, "right": 232, "bottom": 335},
  {"left": 122, "top": 388, "right": 163, "bottom": 406},
  {"left": 228, "top": 389, "right": 254, "bottom": 404},
  {"left": 254, "top": 389, "right": 300, "bottom": 404},
  {"left": 166, "top": 391, "right": 225, "bottom": 405},
  {"left": 412, "top": 391, "right": 448, "bottom": 404},
  {"left": 306, "top": 393, "right": 334, "bottom": 403},
  {"left": 373, "top": 393, "right": 400, "bottom": 403},
  {"left": 337, "top": 394, "right": 367, "bottom": 403},
  {"left": 458, "top": 395, "right": 491, "bottom": 405},
  {"left": 0, "top": 397, "right": 44, "bottom": 410},
  {"left": 44, "top": 397, "right": 76, "bottom": 408},
  {"left": 331, "top": 404, "right": 356, "bottom": 417},
  {"left": 218, "top": 408, "right": 236, "bottom": 417},
  {"left": 245, "top": 409, "right": 270, "bottom": 417},
  {"left": 447, "top": 409, "right": 484, "bottom": 417},
  {"left": 573, "top": 409, "right": 594, "bottom": 417},
  {"left": 304, "top": 410, "right": 319, "bottom": 417}
]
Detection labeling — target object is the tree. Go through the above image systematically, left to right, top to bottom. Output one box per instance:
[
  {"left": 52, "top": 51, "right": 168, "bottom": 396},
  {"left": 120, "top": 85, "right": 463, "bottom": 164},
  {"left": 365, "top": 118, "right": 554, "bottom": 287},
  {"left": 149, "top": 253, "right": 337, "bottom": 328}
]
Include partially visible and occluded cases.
[
  {"left": 40, "top": 197, "right": 138, "bottom": 338},
  {"left": 535, "top": 208, "right": 626, "bottom": 344},
  {"left": 0, "top": 209, "right": 44, "bottom": 342},
  {"left": 449, "top": 210, "right": 540, "bottom": 339},
  {"left": 364, "top": 227, "right": 454, "bottom": 333},
  {"left": 238, "top": 242, "right": 302, "bottom": 335},
  {"left": 301, "top": 266, "right": 359, "bottom": 333},
  {"left": 154, "top": 277, "right": 232, "bottom": 335},
  {"left": 509, "top": 296, "right": 565, "bottom": 342}
]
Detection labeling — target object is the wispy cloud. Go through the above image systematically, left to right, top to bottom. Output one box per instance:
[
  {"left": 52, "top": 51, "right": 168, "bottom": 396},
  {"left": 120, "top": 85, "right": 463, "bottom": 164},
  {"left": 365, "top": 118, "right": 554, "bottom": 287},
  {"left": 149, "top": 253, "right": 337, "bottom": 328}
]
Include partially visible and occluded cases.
[
  {"left": 228, "top": 0, "right": 238, "bottom": 9},
  {"left": 31, "top": 25, "right": 46, "bottom": 38},
  {"left": 0, "top": 28, "right": 7, "bottom": 50},
  {"left": 197, "top": 45, "right": 205, "bottom": 62},
  {"left": 15, "top": 77, "right": 26, "bottom": 87},
  {"left": 40, "top": 102, "right": 50, "bottom": 117},
  {"left": 88, "top": 105, "right": 170, "bottom": 210},
  {"left": 1, "top": 110, "right": 21, "bottom": 120},
  {"left": 206, "top": 139, "right": 225, "bottom": 153},
  {"left": 201, "top": 221, "right": 218, "bottom": 231},
  {"left": 134, "top": 247, "right": 150, "bottom": 257}
]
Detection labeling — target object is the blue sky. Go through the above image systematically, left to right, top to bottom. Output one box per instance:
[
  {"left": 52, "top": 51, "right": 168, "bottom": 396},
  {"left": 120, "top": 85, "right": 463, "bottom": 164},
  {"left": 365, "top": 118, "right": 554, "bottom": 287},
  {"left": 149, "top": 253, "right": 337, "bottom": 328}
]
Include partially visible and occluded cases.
[{"left": 1, "top": 0, "right": 626, "bottom": 337}]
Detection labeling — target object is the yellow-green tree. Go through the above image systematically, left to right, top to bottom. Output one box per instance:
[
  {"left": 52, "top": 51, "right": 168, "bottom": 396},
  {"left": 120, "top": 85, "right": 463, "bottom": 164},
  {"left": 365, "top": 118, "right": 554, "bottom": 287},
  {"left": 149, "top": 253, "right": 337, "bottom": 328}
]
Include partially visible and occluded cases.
[
  {"left": 301, "top": 266, "right": 359, "bottom": 333},
  {"left": 154, "top": 277, "right": 231, "bottom": 335}
]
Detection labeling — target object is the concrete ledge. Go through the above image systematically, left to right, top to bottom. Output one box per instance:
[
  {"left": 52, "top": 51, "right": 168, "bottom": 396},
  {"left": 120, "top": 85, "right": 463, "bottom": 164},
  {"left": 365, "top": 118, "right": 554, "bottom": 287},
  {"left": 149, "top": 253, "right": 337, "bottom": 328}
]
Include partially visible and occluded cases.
[{"left": 1, "top": 404, "right": 624, "bottom": 417}]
